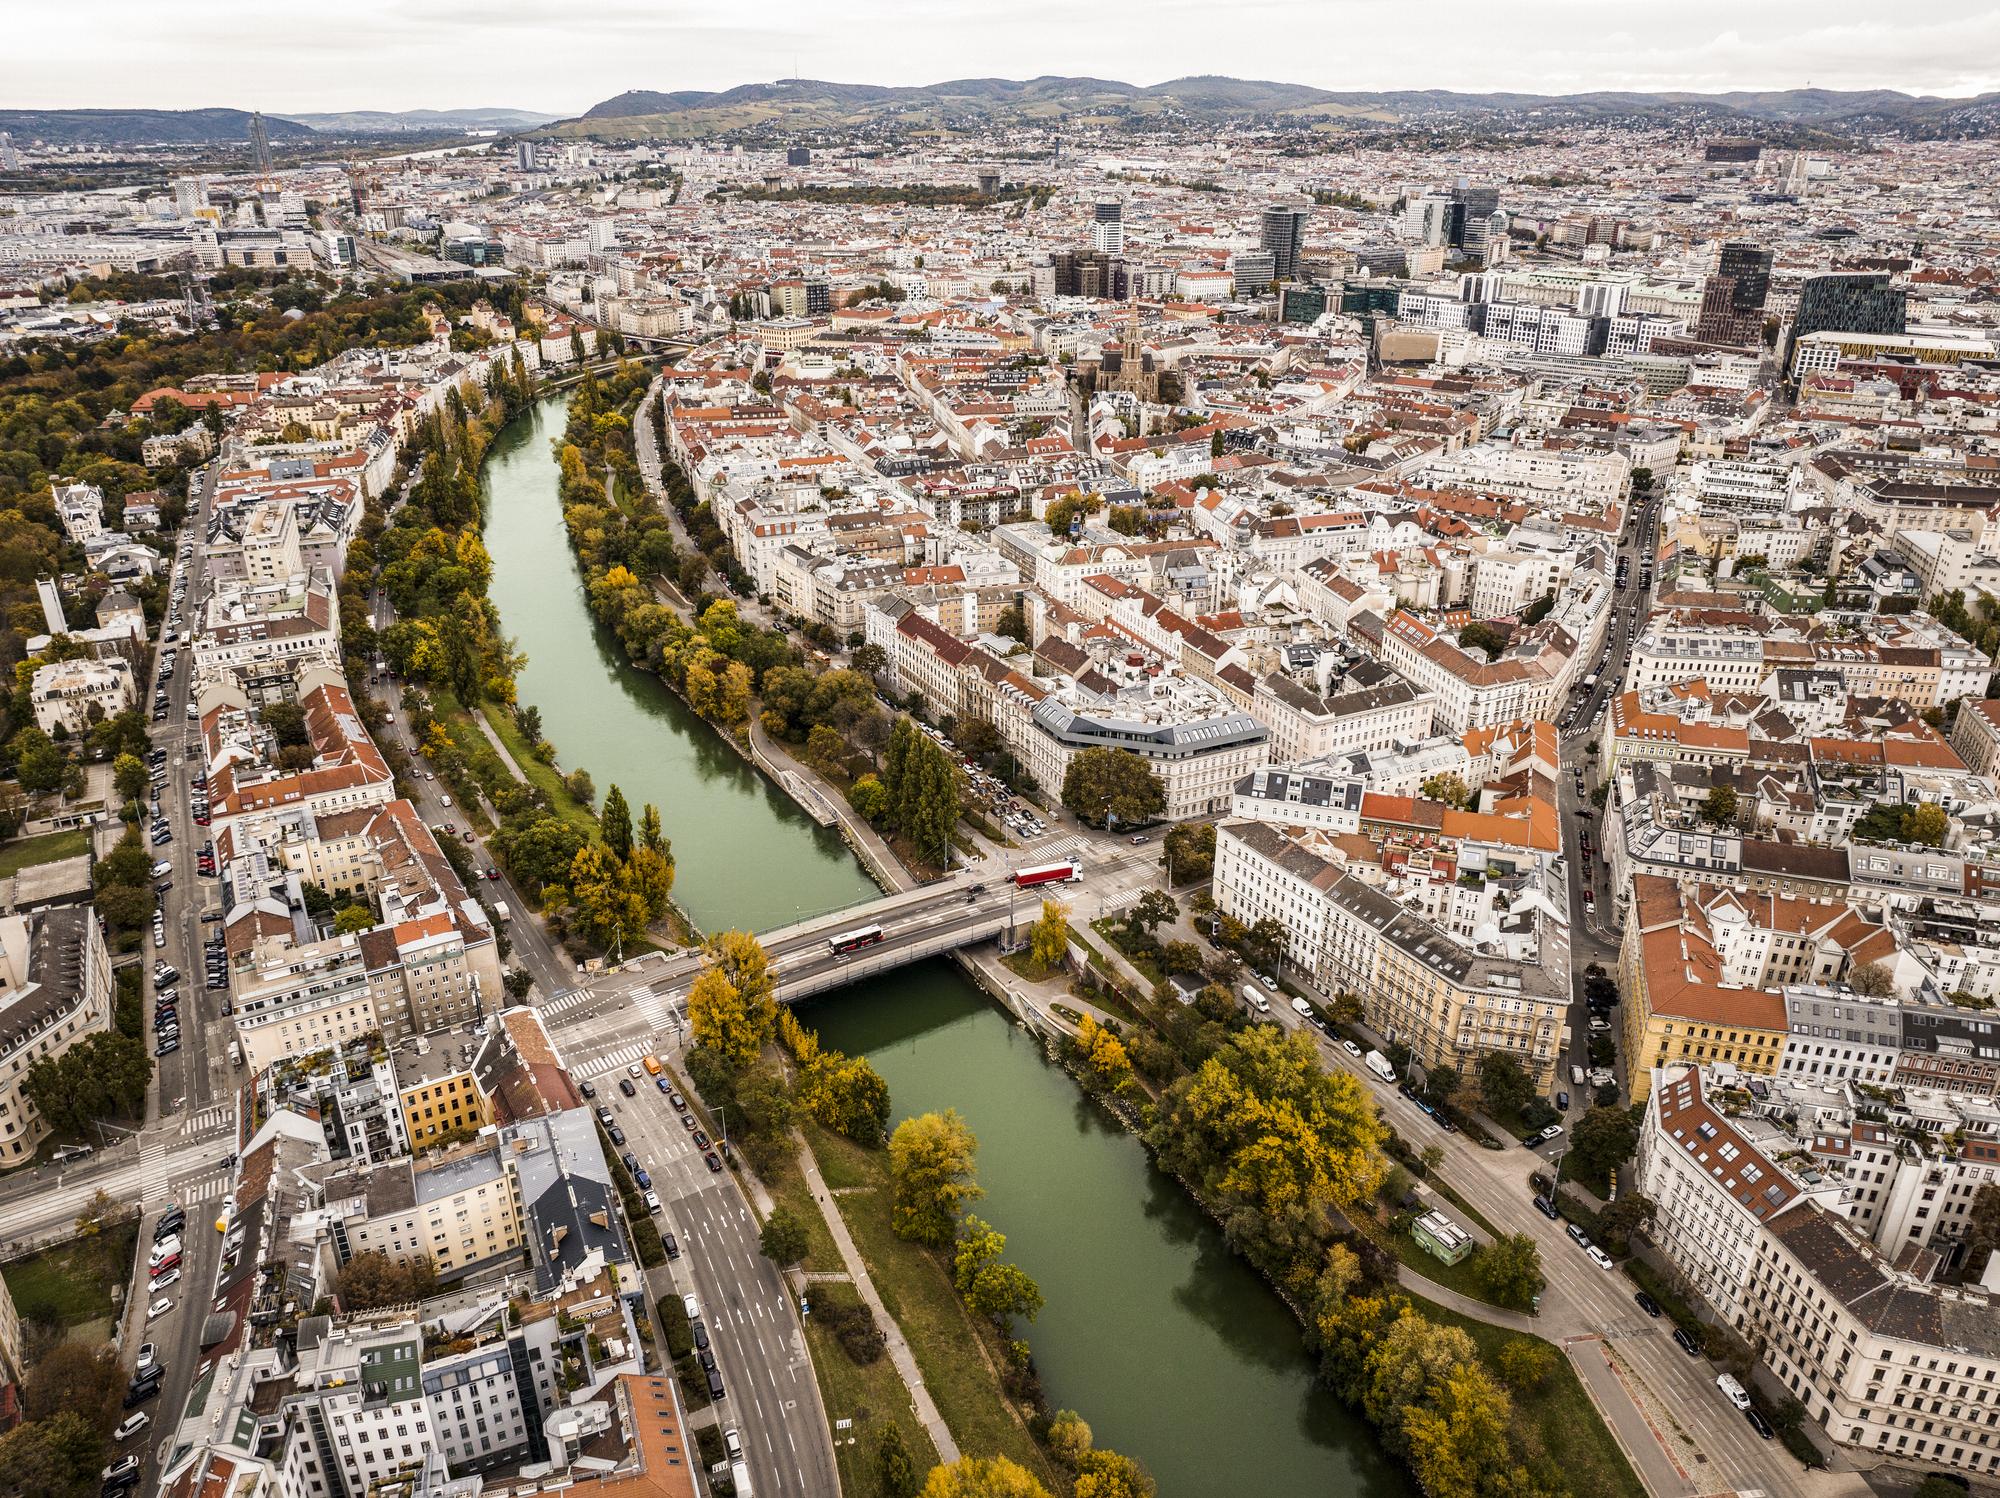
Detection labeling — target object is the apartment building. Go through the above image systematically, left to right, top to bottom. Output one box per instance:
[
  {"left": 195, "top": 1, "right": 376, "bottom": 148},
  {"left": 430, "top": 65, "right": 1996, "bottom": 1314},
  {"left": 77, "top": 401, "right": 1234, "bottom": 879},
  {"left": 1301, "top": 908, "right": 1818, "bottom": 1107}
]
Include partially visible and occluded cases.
[
  {"left": 1378, "top": 610, "right": 1570, "bottom": 735},
  {"left": 28, "top": 655, "right": 135, "bottom": 735},
  {"left": 1252, "top": 664, "right": 1435, "bottom": 764},
  {"left": 0, "top": 906, "right": 112, "bottom": 1162},
  {"left": 1636, "top": 1064, "right": 1829, "bottom": 1328},
  {"left": 331, "top": 1136, "right": 525, "bottom": 1282}
]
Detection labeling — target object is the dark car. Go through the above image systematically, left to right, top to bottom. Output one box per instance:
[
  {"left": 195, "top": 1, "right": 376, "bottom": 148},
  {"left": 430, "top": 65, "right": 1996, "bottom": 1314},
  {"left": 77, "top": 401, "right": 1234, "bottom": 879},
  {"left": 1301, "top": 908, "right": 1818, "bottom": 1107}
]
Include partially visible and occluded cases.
[
  {"left": 656, "top": 1077, "right": 672, "bottom": 1094},
  {"left": 618, "top": 1078, "right": 636, "bottom": 1097},
  {"left": 578, "top": 1080, "right": 596, "bottom": 1099},
  {"left": 668, "top": 1091, "right": 685, "bottom": 1109},
  {"left": 680, "top": 1113, "right": 696, "bottom": 1131},
  {"left": 607, "top": 1124, "right": 625, "bottom": 1147},
  {"left": 692, "top": 1130, "right": 709, "bottom": 1149},
  {"left": 619, "top": 1151, "right": 638, "bottom": 1173},
  {"left": 705, "top": 1151, "right": 723, "bottom": 1172},
  {"left": 634, "top": 1168, "right": 651, "bottom": 1189},
  {"left": 1533, "top": 1195, "right": 1559, "bottom": 1219},
  {"left": 663, "top": 1232, "right": 680, "bottom": 1260},
  {"left": 1634, "top": 1290, "right": 1661, "bottom": 1317},
  {"left": 691, "top": 1321, "right": 709, "bottom": 1351},
  {"left": 1672, "top": 1327, "right": 1701, "bottom": 1357},
  {"left": 698, "top": 1346, "right": 716, "bottom": 1371},
  {"left": 121, "top": 1382, "right": 160, "bottom": 1410},
  {"left": 1744, "top": 1406, "right": 1774, "bottom": 1440}
]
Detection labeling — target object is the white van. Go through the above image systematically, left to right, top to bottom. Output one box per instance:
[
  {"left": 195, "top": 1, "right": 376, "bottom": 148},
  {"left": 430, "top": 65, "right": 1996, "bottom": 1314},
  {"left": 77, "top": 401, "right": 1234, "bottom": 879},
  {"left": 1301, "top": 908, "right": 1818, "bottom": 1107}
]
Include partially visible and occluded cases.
[
  {"left": 440, "top": 795, "right": 452, "bottom": 808},
  {"left": 1240, "top": 984, "right": 1270, "bottom": 1015},
  {"left": 1290, "top": 996, "right": 1315, "bottom": 1020},
  {"left": 228, "top": 1040, "right": 243, "bottom": 1068},
  {"left": 1715, "top": 1373, "right": 1751, "bottom": 1411},
  {"left": 730, "top": 1461, "right": 753, "bottom": 1497}
]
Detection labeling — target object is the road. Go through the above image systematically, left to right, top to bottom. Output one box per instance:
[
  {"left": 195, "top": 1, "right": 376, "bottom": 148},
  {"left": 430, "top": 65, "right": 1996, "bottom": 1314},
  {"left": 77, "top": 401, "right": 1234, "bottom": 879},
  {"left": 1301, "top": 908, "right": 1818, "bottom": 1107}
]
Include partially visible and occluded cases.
[
  {"left": 147, "top": 458, "right": 227, "bottom": 1120},
  {"left": 1554, "top": 492, "right": 1662, "bottom": 1106},
  {"left": 364, "top": 577, "right": 575, "bottom": 1000},
  {"left": 592, "top": 1067, "right": 836, "bottom": 1498}
]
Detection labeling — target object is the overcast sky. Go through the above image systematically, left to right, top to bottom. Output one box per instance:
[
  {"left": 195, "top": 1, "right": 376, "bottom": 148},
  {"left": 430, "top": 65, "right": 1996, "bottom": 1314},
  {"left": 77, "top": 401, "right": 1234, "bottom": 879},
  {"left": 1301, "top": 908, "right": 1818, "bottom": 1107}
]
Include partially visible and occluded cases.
[{"left": 9, "top": 0, "right": 1999, "bottom": 113}]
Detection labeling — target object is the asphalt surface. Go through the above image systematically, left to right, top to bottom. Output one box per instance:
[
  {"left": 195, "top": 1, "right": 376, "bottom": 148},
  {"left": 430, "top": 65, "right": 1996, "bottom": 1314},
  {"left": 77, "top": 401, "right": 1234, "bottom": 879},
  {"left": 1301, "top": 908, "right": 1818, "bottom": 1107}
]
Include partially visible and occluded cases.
[{"left": 593, "top": 1069, "right": 835, "bottom": 1498}]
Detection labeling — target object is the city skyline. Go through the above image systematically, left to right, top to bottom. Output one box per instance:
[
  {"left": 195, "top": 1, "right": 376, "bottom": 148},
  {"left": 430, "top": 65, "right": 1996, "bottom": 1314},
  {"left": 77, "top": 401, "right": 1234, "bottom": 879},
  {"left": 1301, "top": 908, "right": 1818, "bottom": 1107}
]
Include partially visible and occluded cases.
[{"left": 8, "top": 0, "right": 2000, "bottom": 113}]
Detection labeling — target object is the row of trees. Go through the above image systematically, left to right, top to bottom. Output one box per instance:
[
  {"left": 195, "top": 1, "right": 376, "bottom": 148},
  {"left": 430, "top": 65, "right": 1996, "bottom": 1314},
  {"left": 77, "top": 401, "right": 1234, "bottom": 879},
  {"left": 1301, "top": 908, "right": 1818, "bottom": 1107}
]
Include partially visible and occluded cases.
[
  {"left": 878, "top": 717, "right": 961, "bottom": 865},
  {"left": 539, "top": 787, "right": 675, "bottom": 952}
]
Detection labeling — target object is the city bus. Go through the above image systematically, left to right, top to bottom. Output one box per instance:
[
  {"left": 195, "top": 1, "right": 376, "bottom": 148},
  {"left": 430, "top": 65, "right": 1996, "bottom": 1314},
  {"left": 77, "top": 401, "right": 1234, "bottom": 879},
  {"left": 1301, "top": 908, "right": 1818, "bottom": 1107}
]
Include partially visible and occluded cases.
[
  {"left": 1012, "top": 859, "right": 1083, "bottom": 888},
  {"left": 827, "top": 923, "right": 886, "bottom": 955}
]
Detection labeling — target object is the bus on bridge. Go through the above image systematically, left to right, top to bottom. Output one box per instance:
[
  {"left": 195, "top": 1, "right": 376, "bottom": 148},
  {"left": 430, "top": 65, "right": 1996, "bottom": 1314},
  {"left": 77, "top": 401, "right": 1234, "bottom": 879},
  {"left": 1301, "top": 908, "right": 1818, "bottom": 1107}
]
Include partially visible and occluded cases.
[{"left": 827, "top": 923, "right": 887, "bottom": 955}]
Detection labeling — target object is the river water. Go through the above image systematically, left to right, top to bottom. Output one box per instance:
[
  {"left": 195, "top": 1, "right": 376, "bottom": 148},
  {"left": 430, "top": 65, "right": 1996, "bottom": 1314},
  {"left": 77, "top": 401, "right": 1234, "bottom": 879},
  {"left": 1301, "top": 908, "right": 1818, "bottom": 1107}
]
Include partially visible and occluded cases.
[{"left": 482, "top": 397, "right": 1410, "bottom": 1497}]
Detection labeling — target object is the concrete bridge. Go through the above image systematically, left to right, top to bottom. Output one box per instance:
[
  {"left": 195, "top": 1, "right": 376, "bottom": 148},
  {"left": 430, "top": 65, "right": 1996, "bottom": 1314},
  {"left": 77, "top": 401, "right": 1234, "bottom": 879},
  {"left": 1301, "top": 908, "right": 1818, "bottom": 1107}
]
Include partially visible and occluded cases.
[{"left": 545, "top": 870, "right": 1068, "bottom": 1031}]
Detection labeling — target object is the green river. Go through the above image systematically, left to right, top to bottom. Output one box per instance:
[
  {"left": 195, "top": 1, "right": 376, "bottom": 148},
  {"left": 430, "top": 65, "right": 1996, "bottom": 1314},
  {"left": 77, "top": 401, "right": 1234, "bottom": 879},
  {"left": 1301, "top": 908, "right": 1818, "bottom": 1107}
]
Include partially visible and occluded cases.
[{"left": 483, "top": 396, "right": 1411, "bottom": 1497}]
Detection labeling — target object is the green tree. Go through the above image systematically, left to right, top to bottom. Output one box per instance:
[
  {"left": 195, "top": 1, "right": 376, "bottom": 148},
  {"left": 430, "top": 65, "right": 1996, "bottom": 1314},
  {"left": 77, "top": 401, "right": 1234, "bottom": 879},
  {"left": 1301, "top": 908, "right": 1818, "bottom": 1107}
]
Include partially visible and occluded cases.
[
  {"left": 1044, "top": 490, "right": 1103, "bottom": 537},
  {"left": 995, "top": 602, "right": 1027, "bottom": 642},
  {"left": 1455, "top": 621, "right": 1507, "bottom": 661},
  {"left": 13, "top": 729, "right": 68, "bottom": 797},
  {"left": 1061, "top": 747, "right": 1165, "bottom": 828},
  {"left": 111, "top": 752, "right": 148, "bottom": 804},
  {"left": 1420, "top": 771, "right": 1472, "bottom": 810},
  {"left": 601, "top": 783, "right": 633, "bottom": 861},
  {"left": 1701, "top": 784, "right": 1739, "bottom": 827},
  {"left": 638, "top": 800, "right": 667, "bottom": 854},
  {"left": 1162, "top": 822, "right": 1215, "bottom": 883},
  {"left": 1123, "top": 887, "right": 1178, "bottom": 943},
  {"left": 334, "top": 904, "right": 375, "bottom": 935},
  {"left": 21, "top": 1032, "right": 151, "bottom": 1135},
  {"left": 1475, "top": 1052, "right": 1534, "bottom": 1118},
  {"left": 1571, "top": 1104, "right": 1641, "bottom": 1184},
  {"left": 888, "top": 1109, "right": 982, "bottom": 1247},
  {"left": 758, "top": 1206, "right": 809, "bottom": 1265},
  {"left": 953, "top": 1215, "right": 1043, "bottom": 1330},
  {"left": 1472, "top": 1233, "right": 1545, "bottom": 1311},
  {"left": 1495, "top": 1337, "right": 1557, "bottom": 1392},
  {"left": 23, "top": 1341, "right": 123, "bottom": 1428},
  {"left": 0, "top": 1409, "right": 106, "bottom": 1498},
  {"left": 876, "top": 1424, "right": 922, "bottom": 1498}
]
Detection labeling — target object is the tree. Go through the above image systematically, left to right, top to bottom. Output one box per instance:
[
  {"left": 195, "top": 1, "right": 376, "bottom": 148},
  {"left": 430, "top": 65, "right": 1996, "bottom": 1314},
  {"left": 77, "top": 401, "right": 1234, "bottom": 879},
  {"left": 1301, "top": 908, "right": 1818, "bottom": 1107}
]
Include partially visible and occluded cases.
[
  {"left": 1044, "top": 490, "right": 1103, "bottom": 537},
  {"left": 995, "top": 602, "right": 1027, "bottom": 642},
  {"left": 1456, "top": 621, "right": 1507, "bottom": 661},
  {"left": 851, "top": 642, "right": 888, "bottom": 677},
  {"left": 260, "top": 700, "right": 309, "bottom": 746},
  {"left": 13, "top": 729, "right": 68, "bottom": 797},
  {"left": 1061, "top": 747, "right": 1164, "bottom": 829},
  {"left": 111, "top": 752, "right": 148, "bottom": 804},
  {"left": 564, "top": 767, "right": 595, "bottom": 806},
  {"left": 1420, "top": 772, "right": 1472, "bottom": 810},
  {"left": 849, "top": 774, "right": 889, "bottom": 822},
  {"left": 601, "top": 783, "right": 632, "bottom": 861},
  {"left": 1701, "top": 784, "right": 1739, "bottom": 827},
  {"left": 1902, "top": 801, "right": 1949, "bottom": 846},
  {"left": 1162, "top": 822, "right": 1215, "bottom": 884},
  {"left": 1123, "top": 888, "right": 1178, "bottom": 943},
  {"left": 1027, "top": 898, "right": 1071, "bottom": 973},
  {"left": 333, "top": 904, "right": 375, "bottom": 935},
  {"left": 1847, "top": 960, "right": 1894, "bottom": 998},
  {"left": 1073, "top": 1014, "right": 1132, "bottom": 1088},
  {"left": 21, "top": 1032, "right": 151, "bottom": 1135},
  {"left": 1475, "top": 1053, "right": 1534, "bottom": 1118},
  {"left": 1571, "top": 1104, "right": 1641, "bottom": 1184},
  {"left": 888, "top": 1109, "right": 982, "bottom": 1247},
  {"left": 759, "top": 1206, "right": 809, "bottom": 1266},
  {"left": 953, "top": 1215, "right": 1044, "bottom": 1329},
  {"left": 1472, "top": 1233, "right": 1545, "bottom": 1311},
  {"left": 337, "top": 1250, "right": 434, "bottom": 1309},
  {"left": 1362, "top": 1308, "right": 1482, "bottom": 1433},
  {"left": 1495, "top": 1337, "right": 1557, "bottom": 1392},
  {"left": 24, "top": 1342, "right": 122, "bottom": 1427},
  {"left": 1402, "top": 1362, "right": 1521, "bottom": 1498},
  {"left": 0, "top": 1409, "right": 105, "bottom": 1498},
  {"left": 876, "top": 1424, "right": 922, "bottom": 1498},
  {"left": 919, "top": 1456, "right": 1052, "bottom": 1498}
]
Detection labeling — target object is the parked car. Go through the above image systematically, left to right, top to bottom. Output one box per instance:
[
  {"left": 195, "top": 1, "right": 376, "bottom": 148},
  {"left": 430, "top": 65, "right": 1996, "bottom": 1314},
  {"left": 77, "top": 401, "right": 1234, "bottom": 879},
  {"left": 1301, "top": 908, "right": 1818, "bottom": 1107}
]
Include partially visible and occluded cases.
[
  {"left": 618, "top": 1078, "right": 637, "bottom": 1097},
  {"left": 705, "top": 1151, "right": 723, "bottom": 1172},
  {"left": 150, "top": 1268, "right": 181, "bottom": 1291},
  {"left": 1634, "top": 1291, "right": 1661, "bottom": 1317},
  {"left": 682, "top": 1293, "right": 701, "bottom": 1321},
  {"left": 146, "top": 1296, "right": 174, "bottom": 1322},
  {"left": 1672, "top": 1327, "right": 1701, "bottom": 1356},
  {"left": 135, "top": 1343, "right": 158, "bottom": 1374},
  {"left": 1744, "top": 1406, "right": 1774, "bottom": 1440},
  {"left": 112, "top": 1413, "right": 150, "bottom": 1442}
]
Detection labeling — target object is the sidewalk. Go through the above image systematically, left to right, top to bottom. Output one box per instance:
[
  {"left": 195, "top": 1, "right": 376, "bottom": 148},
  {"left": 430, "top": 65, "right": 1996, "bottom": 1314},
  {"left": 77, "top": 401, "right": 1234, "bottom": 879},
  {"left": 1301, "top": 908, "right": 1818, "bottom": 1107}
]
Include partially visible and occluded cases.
[{"left": 794, "top": 1135, "right": 960, "bottom": 1467}]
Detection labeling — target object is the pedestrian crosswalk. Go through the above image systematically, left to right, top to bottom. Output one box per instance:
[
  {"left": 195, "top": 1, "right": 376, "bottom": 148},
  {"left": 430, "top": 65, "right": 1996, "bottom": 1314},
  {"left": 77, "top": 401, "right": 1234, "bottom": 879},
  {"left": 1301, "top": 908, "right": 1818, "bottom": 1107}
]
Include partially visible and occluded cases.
[
  {"left": 1027, "top": 833, "right": 1091, "bottom": 861},
  {"left": 540, "top": 987, "right": 591, "bottom": 1017},
  {"left": 576, "top": 1040, "right": 652, "bottom": 1079},
  {"left": 179, "top": 1103, "right": 235, "bottom": 1137},
  {"left": 172, "top": 1170, "right": 232, "bottom": 1205}
]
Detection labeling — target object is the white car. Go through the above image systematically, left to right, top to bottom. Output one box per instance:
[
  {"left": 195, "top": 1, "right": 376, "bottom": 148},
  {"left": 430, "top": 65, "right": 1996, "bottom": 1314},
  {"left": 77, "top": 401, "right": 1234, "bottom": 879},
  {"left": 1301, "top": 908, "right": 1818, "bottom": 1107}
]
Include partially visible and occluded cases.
[
  {"left": 1341, "top": 1039, "right": 1362, "bottom": 1058},
  {"left": 1537, "top": 1124, "right": 1565, "bottom": 1142},
  {"left": 643, "top": 1190, "right": 662, "bottom": 1213},
  {"left": 1586, "top": 1245, "right": 1615, "bottom": 1270},
  {"left": 151, "top": 1267, "right": 181, "bottom": 1291},
  {"left": 683, "top": 1292, "right": 701, "bottom": 1322},
  {"left": 145, "top": 1296, "right": 174, "bottom": 1322},
  {"left": 136, "top": 1342, "right": 158, "bottom": 1373},
  {"left": 113, "top": 1413, "right": 151, "bottom": 1442},
  {"left": 103, "top": 1457, "right": 140, "bottom": 1482}
]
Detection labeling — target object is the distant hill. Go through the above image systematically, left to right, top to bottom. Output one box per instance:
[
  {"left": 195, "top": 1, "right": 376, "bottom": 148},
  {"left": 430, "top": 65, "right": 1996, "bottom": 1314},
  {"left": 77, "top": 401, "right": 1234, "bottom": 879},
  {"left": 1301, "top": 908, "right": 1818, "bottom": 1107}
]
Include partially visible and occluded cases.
[
  {"left": 548, "top": 75, "right": 2000, "bottom": 140},
  {"left": 0, "top": 107, "right": 315, "bottom": 146},
  {"left": 287, "top": 107, "right": 560, "bottom": 134}
]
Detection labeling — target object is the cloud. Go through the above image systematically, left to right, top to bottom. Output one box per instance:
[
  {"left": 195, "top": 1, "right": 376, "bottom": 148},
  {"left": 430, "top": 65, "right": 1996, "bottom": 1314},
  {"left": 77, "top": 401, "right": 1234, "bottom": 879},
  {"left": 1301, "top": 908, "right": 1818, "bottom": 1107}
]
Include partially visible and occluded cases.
[{"left": 4, "top": 0, "right": 1995, "bottom": 112}]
